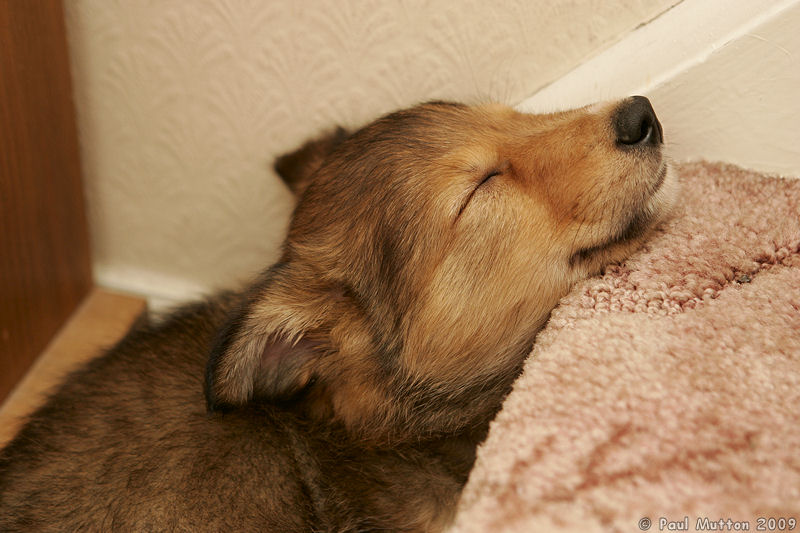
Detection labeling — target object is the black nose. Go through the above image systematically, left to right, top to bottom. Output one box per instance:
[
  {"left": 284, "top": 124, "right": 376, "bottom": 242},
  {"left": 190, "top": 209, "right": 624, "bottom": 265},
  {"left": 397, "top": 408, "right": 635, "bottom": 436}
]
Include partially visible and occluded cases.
[{"left": 613, "top": 96, "right": 663, "bottom": 147}]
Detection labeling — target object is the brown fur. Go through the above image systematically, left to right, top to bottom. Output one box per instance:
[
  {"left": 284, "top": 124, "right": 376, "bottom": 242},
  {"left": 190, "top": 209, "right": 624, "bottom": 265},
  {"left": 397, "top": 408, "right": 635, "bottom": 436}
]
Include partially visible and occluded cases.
[{"left": 0, "top": 99, "right": 676, "bottom": 531}]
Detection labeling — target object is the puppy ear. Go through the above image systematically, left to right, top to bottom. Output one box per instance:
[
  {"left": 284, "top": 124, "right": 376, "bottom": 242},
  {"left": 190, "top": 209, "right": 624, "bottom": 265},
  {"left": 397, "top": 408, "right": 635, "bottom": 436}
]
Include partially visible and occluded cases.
[
  {"left": 273, "top": 127, "right": 349, "bottom": 196},
  {"left": 205, "top": 276, "right": 325, "bottom": 411}
]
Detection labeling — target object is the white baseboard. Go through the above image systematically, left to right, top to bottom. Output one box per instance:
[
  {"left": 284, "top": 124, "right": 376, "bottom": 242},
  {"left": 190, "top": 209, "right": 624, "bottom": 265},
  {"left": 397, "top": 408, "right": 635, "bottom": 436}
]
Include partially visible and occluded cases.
[
  {"left": 518, "top": 0, "right": 800, "bottom": 177},
  {"left": 94, "top": 264, "right": 210, "bottom": 313}
]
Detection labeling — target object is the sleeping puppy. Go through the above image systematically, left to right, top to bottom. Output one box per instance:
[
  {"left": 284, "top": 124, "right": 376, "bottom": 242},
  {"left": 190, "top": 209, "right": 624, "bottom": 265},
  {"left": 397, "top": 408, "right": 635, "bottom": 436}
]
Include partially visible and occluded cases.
[{"left": 0, "top": 97, "right": 676, "bottom": 531}]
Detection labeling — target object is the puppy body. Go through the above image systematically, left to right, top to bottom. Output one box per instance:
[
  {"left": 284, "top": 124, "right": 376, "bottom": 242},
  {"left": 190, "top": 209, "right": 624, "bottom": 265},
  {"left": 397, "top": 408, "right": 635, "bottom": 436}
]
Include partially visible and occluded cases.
[
  {"left": 0, "top": 99, "right": 676, "bottom": 531},
  {"left": 0, "top": 296, "right": 465, "bottom": 531}
]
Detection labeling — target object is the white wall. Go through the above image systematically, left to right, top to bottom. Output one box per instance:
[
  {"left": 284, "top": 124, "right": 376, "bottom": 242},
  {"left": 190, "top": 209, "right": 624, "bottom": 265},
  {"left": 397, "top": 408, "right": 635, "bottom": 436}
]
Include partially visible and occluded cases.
[
  {"left": 64, "top": 0, "right": 675, "bottom": 306},
  {"left": 520, "top": 0, "right": 800, "bottom": 178}
]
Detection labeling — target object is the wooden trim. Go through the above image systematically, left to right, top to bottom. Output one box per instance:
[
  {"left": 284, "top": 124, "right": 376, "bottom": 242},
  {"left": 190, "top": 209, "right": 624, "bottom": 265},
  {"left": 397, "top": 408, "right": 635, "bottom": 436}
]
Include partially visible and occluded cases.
[{"left": 0, "top": 0, "right": 93, "bottom": 402}]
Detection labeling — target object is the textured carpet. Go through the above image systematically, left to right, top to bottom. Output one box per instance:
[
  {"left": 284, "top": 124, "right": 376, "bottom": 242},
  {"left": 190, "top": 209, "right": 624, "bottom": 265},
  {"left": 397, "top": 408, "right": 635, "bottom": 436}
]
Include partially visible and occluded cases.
[{"left": 450, "top": 162, "right": 800, "bottom": 533}]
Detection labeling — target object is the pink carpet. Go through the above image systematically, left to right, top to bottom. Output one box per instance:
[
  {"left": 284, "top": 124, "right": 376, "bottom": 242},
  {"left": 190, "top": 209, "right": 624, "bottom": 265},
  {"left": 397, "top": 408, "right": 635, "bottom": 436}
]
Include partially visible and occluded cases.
[{"left": 451, "top": 162, "right": 800, "bottom": 532}]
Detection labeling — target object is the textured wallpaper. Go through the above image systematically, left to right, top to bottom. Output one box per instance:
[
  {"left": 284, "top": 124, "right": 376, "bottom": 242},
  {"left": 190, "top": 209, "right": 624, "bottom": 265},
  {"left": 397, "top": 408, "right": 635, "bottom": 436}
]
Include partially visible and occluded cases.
[{"left": 63, "top": 0, "right": 675, "bottom": 304}]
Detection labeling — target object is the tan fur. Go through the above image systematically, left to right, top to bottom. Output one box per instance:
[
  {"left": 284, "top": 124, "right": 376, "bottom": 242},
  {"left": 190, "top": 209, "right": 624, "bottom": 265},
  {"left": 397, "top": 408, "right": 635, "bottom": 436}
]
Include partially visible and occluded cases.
[{"left": 0, "top": 98, "right": 675, "bottom": 531}]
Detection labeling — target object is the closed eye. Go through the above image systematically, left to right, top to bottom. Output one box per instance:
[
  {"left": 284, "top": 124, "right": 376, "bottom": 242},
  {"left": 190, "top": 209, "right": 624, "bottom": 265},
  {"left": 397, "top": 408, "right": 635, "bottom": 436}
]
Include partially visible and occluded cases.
[
  {"left": 455, "top": 169, "right": 502, "bottom": 220},
  {"left": 478, "top": 169, "right": 502, "bottom": 187}
]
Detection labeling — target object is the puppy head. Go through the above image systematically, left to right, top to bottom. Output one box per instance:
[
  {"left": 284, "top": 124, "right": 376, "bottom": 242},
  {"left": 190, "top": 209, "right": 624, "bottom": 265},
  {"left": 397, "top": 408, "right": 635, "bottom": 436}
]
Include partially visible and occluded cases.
[{"left": 207, "top": 98, "right": 677, "bottom": 440}]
